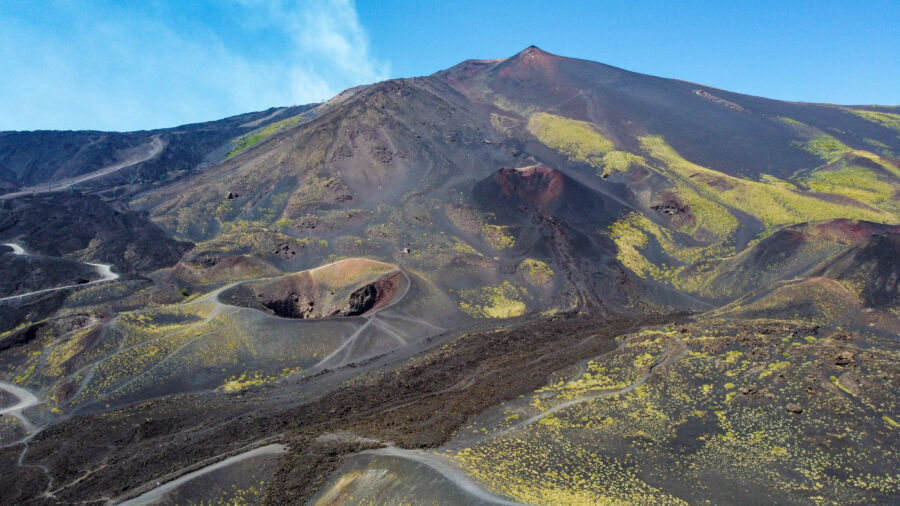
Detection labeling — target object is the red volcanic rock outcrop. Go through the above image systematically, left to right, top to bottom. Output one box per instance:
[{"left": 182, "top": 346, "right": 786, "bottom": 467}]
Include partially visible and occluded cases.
[
  {"left": 474, "top": 164, "right": 624, "bottom": 226},
  {"left": 494, "top": 165, "right": 566, "bottom": 212}
]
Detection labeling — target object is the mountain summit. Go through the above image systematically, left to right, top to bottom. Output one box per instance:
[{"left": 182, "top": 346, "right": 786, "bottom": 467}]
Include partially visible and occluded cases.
[{"left": 1, "top": 47, "right": 898, "bottom": 505}]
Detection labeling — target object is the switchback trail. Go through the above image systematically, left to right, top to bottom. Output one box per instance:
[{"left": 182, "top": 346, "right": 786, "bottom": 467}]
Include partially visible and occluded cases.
[
  {"left": 0, "top": 242, "right": 119, "bottom": 303},
  {"left": 0, "top": 381, "right": 40, "bottom": 434}
]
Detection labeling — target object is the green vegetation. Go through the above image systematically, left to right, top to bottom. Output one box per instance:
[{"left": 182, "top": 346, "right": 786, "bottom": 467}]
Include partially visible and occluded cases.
[
  {"left": 848, "top": 108, "right": 900, "bottom": 134},
  {"left": 527, "top": 112, "right": 614, "bottom": 167},
  {"left": 226, "top": 114, "right": 303, "bottom": 158},
  {"left": 778, "top": 116, "right": 808, "bottom": 127},
  {"left": 641, "top": 135, "right": 895, "bottom": 233},
  {"left": 802, "top": 135, "right": 852, "bottom": 162},
  {"left": 605, "top": 137, "right": 898, "bottom": 297},
  {"left": 865, "top": 138, "right": 891, "bottom": 150},
  {"left": 849, "top": 149, "right": 900, "bottom": 178},
  {"left": 599, "top": 150, "right": 646, "bottom": 176},
  {"left": 804, "top": 164, "right": 898, "bottom": 211},
  {"left": 759, "top": 174, "right": 797, "bottom": 190},
  {"left": 445, "top": 203, "right": 516, "bottom": 250},
  {"left": 608, "top": 211, "right": 731, "bottom": 291},
  {"left": 609, "top": 213, "right": 661, "bottom": 280},
  {"left": 481, "top": 223, "right": 516, "bottom": 250},
  {"left": 451, "top": 237, "right": 478, "bottom": 255},
  {"left": 519, "top": 258, "right": 554, "bottom": 286},
  {"left": 31, "top": 261, "right": 400, "bottom": 409},
  {"left": 714, "top": 278, "right": 861, "bottom": 327},
  {"left": 459, "top": 281, "right": 528, "bottom": 318},
  {"left": 453, "top": 322, "right": 900, "bottom": 504},
  {"left": 220, "top": 367, "right": 303, "bottom": 393}
]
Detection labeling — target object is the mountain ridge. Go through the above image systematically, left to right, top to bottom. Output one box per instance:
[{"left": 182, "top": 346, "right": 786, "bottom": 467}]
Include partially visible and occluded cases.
[{"left": 0, "top": 46, "right": 898, "bottom": 505}]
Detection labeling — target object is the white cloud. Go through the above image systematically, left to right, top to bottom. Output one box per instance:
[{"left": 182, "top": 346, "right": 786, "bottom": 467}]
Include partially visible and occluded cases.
[
  {"left": 0, "top": 0, "right": 389, "bottom": 131},
  {"left": 252, "top": 0, "right": 390, "bottom": 105},
  {"left": 296, "top": 0, "right": 389, "bottom": 82}
]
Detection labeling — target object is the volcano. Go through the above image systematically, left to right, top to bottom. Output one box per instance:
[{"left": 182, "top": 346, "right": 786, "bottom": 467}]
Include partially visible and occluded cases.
[{"left": 1, "top": 46, "right": 898, "bottom": 505}]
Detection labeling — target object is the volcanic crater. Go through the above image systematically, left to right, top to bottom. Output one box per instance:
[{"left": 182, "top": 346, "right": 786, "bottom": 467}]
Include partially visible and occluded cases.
[{"left": 218, "top": 258, "right": 407, "bottom": 319}]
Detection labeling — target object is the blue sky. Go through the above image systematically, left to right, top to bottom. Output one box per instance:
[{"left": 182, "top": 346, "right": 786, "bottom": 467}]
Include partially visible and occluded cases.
[{"left": 1, "top": 0, "right": 897, "bottom": 131}]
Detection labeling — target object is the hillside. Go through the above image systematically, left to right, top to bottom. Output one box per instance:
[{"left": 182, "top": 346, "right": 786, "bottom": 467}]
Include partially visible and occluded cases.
[{"left": 0, "top": 47, "right": 898, "bottom": 505}]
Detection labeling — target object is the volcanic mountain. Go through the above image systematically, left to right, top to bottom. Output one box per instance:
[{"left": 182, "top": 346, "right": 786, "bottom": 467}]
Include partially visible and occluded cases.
[{"left": 0, "top": 47, "right": 898, "bottom": 505}]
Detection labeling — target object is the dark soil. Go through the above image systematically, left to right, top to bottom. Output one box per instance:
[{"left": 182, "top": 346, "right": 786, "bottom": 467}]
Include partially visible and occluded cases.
[
  {"left": 0, "top": 105, "right": 313, "bottom": 190},
  {"left": 0, "top": 194, "right": 191, "bottom": 273},
  {"left": 814, "top": 232, "right": 900, "bottom": 307},
  {"left": 0, "top": 254, "right": 99, "bottom": 298},
  {"left": 0, "top": 312, "right": 683, "bottom": 504},
  {"left": 264, "top": 435, "right": 385, "bottom": 504}
]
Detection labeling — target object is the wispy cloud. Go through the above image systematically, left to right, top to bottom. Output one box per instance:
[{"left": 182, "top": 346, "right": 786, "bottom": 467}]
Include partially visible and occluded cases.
[
  {"left": 0, "top": 0, "right": 390, "bottom": 131},
  {"left": 251, "top": 0, "right": 390, "bottom": 105}
]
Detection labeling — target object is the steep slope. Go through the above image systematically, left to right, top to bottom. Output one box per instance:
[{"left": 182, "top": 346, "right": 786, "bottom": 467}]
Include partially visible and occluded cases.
[
  {"left": 438, "top": 46, "right": 900, "bottom": 179},
  {"left": 1, "top": 47, "right": 899, "bottom": 505},
  {"left": 127, "top": 47, "right": 899, "bottom": 322},
  {"left": 139, "top": 77, "right": 513, "bottom": 241},
  {"left": 0, "top": 105, "right": 314, "bottom": 193},
  {"left": 474, "top": 164, "right": 623, "bottom": 225},
  {"left": 472, "top": 165, "right": 648, "bottom": 311},
  {"left": 0, "top": 193, "right": 192, "bottom": 333},
  {"left": 0, "top": 194, "right": 191, "bottom": 273},
  {"left": 695, "top": 220, "right": 900, "bottom": 301},
  {"left": 811, "top": 230, "right": 900, "bottom": 308}
]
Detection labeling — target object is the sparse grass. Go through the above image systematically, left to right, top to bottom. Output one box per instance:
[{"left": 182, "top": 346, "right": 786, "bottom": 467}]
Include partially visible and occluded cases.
[
  {"left": 848, "top": 109, "right": 900, "bottom": 134},
  {"left": 527, "top": 112, "right": 614, "bottom": 167},
  {"left": 226, "top": 114, "right": 303, "bottom": 158},
  {"left": 778, "top": 116, "right": 808, "bottom": 127},
  {"left": 641, "top": 135, "right": 896, "bottom": 232},
  {"left": 803, "top": 135, "right": 852, "bottom": 162},
  {"left": 604, "top": 138, "right": 897, "bottom": 296},
  {"left": 864, "top": 138, "right": 891, "bottom": 150},
  {"left": 599, "top": 150, "right": 646, "bottom": 176},
  {"left": 804, "top": 164, "right": 898, "bottom": 209},
  {"left": 759, "top": 174, "right": 798, "bottom": 190},
  {"left": 445, "top": 203, "right": 516, "bottom": 250},
  {"left": 607, "top": 211, "right": 733, "bottom": 292},
  {"left": 608, "top": 214, "right": 657, "bottom": 280},
  {"left": 481, "top": 223, "right": 516, "bottom": 250},
  {"left": 519, "top": 258, "right": 554, "bottom": 286},
  {"left": 714, "top": 278, "right": 860, "bottom": 326},
  {"left": 459, "top": 281, "right": 528, "bottom": 318},
  {"left": 453, "top": 321, "right": 900, "bottom": 504},
  {"left": 220, "top": 367, "right": 303, "bottom": 393}
]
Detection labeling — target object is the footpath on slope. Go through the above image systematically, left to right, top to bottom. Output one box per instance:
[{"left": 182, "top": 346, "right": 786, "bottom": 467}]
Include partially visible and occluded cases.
[
  {"left": 0, "top": 136, "right": 164, "bottom": 200},
  {"left": 0, "top": 242, "right": 119, "bottom": 303}
]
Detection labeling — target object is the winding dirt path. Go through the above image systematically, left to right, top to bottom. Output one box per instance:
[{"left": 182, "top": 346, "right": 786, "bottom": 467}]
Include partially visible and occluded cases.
[
  {"left": 0, "top": 136, "right": 164, "bottom": 200},
  {"left": 3, "top": 242, "right": 25, "bottom": 255},
  {"left": 0, "top": 243, "right": 119, "bottom": 303},
  {"left": 60, "top": 262, "right": 437, "bottom": 408},
  {"left": 313, "top": 269, "right": 416, "bottom": 369},
  {"left": 507, "top": 336, "right": 686, "bottom": 432},
  {"left": 347, "top": 337, "right": 687, "bottom": 505},
  {"left": 0, "top": 381, "right": 40, "bottom": 433},
  {"left": 119, "top": 443, "right": 287, "bottom": 505},
  {"left": 361, "top": 447, "right": 526, "bottom": 505}
]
